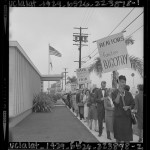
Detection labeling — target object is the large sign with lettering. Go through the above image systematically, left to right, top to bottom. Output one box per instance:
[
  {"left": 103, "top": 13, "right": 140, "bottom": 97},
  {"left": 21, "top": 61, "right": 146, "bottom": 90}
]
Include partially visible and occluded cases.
[
  {"left": 97, "top": 32, "right": 131, "bottom": 73},
  {"left": 76, "top": 67, "right": 90, "bottom": 84}
]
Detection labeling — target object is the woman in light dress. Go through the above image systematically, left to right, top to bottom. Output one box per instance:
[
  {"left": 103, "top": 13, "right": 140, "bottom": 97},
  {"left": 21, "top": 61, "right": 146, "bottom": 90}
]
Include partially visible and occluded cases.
[
  {"left": 104, "top": 88, "right": 114, "bottom": 140},
  {"left": 83, "top": 89, "right": 90, "bottom": 125},
  {"left": 71, "top": 92, "right": 78, "bottom": 117}
]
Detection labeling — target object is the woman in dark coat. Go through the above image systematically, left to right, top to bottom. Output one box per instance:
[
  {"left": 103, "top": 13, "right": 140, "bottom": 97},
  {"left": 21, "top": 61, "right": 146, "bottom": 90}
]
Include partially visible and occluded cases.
[
  {"left": 112, "top": 75, "right": 135, "bottom": 142},
  {"left": 134, "top": 84, "right": 143, "bottom": 142}
]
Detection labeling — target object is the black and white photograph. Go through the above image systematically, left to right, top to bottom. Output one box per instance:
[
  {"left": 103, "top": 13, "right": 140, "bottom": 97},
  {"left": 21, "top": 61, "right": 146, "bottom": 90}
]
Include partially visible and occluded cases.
[{"left": 9, "top": 7, "right": 143, "bottom": 144}]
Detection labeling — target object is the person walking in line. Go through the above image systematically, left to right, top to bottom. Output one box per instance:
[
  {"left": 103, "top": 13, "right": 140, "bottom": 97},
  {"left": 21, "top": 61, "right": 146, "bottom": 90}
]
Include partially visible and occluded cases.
[
  {"left": 112, "top": 75, "right": 135, "bottom": 142},
  {"left": 95, "top": 81, "right": 107, "bottom": 137},
  {"left": 133, "top": 84, "right": 143, "bottom": 142},
  {"left": 124, "top": 85, "right": 130, "bottom": 92},
  {"left": 88, "top": 88, "right": 98, "bottom": 131},
  {"left": 104, "top": 88, "right": 114, "bottom": 140},
  {"left": 76, "top": 89, "right": 80, "bottom": 117},
  {"left": 76, "top": 89, "right": 84, "bottom": 120},
  {"left": 79, "top": 89, "right": 85, "bottom": 120},
  {"left": 82, "top": 89, "right": 87, "bottom": 122},
  {"left": 83, "top": 89, "right": 90, "bottom": 125},
  {"left": 67, "top": 91, "right": 72, "bottom": 109},
  {"left": 71, "top": 91, "right": 78, "bottom": 116}
]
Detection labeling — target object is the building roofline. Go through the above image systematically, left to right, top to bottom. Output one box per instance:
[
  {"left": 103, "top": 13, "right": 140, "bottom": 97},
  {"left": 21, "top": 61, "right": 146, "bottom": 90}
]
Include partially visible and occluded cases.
[
  {"left": 9, "top": 41, "right": 63, "bottom": 81},
  {"left": 9, "top": 41, "right": 42, "bottom": 76}
]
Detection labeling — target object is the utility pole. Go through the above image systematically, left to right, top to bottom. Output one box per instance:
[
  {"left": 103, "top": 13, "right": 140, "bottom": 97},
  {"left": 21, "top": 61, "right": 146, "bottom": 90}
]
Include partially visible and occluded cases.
[
  {"left": 73, "top": 27, "right": 88, "bottom": 68},
  {"left": 73, "top": 27, "right": 88, "bottom": 89},
  {"left": 63, "top": 68, "right": 68, "bottom": 91},
  {"left": 61, "top": 73, "right": 63, "bottom": 91}
]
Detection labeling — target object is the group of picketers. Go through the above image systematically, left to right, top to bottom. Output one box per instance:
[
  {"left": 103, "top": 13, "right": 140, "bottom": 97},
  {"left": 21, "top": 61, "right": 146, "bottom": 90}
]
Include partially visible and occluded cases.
[{"left": 63, "top": 75, "right": 143, "bottom": 142}]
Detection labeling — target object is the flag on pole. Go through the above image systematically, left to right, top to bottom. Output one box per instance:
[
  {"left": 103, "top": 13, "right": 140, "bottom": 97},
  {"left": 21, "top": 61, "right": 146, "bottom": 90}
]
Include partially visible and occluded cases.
[
  {"left": 49, "top": 45, "right": 62, "bottom": 57},
  {"left": 49, "top": 55, "right": 53, "bottom": 69}
]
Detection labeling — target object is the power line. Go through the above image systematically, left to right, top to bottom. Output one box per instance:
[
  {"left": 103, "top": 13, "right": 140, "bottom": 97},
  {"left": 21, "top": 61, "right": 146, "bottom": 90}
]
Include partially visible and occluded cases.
[
  {"left": 108, "top": 7, "right": 135, "bottom": 36},
  {"left": 80, "top": 8, "right": 88, "bottom": 27},
  {"left": 81, "top": 8, "right": 135, "bottom": 63},
  {"left": 81, "top": 8, "right": 90, "bottom": 27},
  {"left": 82, "top": 8, "right": 90, "bottom": 27},
  {"left": 83, "top": 8, "right": 94, "bottom": 27},
  {"left": 84, "top": 8, "right": 95, "bottom": 27},
  {"left": 79, "top": 9, "right": 86, "bottom": 27},
  {"left": 82, "top": 9, "right": 143, "bottom": 65},
  {"left": 122, "top": 11, "right": 143, "bottom": 32},
  {"left": 83, "top": 24, "right": 143, "bottom": 67},
  {"left": 127, "top": 25, "right": 143, "bottom": 37},
  {"left": 81, "top": 47, "right": 97, "bottom": 60},
  {"left": 82, "top": 51, "right": 99, "bottom": 66}
]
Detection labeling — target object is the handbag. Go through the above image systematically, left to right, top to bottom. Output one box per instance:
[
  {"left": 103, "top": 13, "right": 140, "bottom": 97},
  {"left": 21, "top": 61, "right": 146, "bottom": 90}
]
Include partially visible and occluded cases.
[
  {"left": 121, "top": 94, "right": 137, "bottom": 125},
  {"left": 130, "top": 112, "right": 137, "bottom": 125}
]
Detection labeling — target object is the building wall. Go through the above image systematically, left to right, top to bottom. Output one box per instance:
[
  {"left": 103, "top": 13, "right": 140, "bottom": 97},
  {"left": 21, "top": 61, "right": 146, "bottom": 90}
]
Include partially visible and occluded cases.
[{"left": 9, "top": 46, "right": 41, "bottom": 118}]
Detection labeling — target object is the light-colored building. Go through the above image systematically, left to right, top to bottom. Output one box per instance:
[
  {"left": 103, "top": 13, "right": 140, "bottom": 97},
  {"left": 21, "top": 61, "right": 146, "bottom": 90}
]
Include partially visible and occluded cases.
[{"left": 9, "top": 41, "right": 63, "bottom": 127}]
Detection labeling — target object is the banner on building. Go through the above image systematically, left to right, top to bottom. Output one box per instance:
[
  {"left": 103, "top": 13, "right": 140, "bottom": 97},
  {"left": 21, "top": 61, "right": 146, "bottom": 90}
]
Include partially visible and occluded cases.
[
  {"left": 97, "top": 32, "right": 131, "bottom": 73},
  {"left": 76, "top": 67, "right": 90, "bottom": 84}
]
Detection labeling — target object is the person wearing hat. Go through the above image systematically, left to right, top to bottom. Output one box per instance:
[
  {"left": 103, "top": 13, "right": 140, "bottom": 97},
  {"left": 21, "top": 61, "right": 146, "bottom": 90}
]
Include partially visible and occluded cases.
[
  {"left": 111, "top": 75, "right": 135, "bottom": 142},
  {"left": 95, "top": 81, "right": 107, "bottom": 137}
]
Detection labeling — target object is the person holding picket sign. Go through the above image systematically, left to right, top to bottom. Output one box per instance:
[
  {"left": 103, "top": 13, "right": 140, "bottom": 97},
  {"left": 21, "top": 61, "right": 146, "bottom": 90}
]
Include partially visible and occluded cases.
[{"left": 112, "top": 75, "right": 135, "bottom": 142}]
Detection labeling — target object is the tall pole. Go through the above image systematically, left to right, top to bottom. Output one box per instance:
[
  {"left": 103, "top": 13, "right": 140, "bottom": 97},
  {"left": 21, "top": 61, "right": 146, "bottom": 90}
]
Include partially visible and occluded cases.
[
  {"left": 73, "top": 27, "right": 88, "bottom": 89},
  {"left": 73, "top": 27, "right": 88, "bottom": 68},
  {"left": 79, "top": 27, "right": 82, "bottom": 68},
  {"left": 48, "top": 44, "right": 50, "bottom": 94},
  {"left": 63, "top": 68, "right": 68, "bottom": 92},
  {"left": 62, "top": 74, "right": 63, "bottom": 91}
]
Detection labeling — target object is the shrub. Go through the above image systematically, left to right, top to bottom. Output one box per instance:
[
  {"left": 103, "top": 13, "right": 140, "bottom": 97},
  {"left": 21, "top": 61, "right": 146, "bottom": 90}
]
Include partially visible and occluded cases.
[{"left": 33, "top": 92, "right": 55, "bottom": 112}]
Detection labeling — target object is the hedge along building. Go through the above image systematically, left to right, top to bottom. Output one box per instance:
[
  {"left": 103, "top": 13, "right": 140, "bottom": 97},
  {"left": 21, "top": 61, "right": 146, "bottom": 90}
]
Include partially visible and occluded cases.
[{"left": 9, "top": 41, "right": 63, "bottom": 127}]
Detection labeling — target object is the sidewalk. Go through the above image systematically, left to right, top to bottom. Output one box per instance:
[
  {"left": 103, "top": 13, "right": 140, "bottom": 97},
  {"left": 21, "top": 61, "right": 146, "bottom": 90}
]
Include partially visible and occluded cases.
[
  {"left": 10, "top": 99, "right": 99, "bottom": 142},
  {"left": 10, "top": 99, "right": 139, "bottom": 142},
  {"left": 67, "top": 100, "right": 139, "bottom": 143}
]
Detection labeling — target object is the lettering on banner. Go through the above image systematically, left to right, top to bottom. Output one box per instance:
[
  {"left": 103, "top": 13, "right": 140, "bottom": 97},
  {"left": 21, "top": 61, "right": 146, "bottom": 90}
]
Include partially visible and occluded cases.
[
  {"left": 97, "top": 32, "right": 131, "bottom": 73},
  {"left": 98, "top": 36, "right": 124, "bottom": 49},
  {"left": 103, "top": 54, "right": 128, "bottom": 69}
]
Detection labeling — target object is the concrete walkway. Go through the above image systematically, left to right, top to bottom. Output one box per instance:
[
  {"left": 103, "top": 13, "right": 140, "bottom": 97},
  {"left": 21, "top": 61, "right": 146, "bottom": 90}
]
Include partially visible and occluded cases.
[
  {"left": 10, "top": 99, "right": 99, "bottom": 142},
  {"left": 10, "top": 99, "right": 139, "bottom": 143},
  {"left": 68, "top": 104, "right": 139, "bottom": 142}
]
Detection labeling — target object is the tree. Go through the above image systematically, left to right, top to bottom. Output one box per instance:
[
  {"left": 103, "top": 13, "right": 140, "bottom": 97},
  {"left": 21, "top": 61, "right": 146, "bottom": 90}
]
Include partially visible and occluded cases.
[
  {"left": 89, "top": 37, "right": 143, "bottom": 89},
  {"left": 67, "top": 76, "right": 77, "bottom": 84}
]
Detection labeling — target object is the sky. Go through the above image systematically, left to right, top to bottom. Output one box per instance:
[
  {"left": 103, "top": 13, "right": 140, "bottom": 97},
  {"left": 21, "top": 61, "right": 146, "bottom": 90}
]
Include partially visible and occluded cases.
[{"left": 9, "top": 7, "right": 143, "bottom": 92}]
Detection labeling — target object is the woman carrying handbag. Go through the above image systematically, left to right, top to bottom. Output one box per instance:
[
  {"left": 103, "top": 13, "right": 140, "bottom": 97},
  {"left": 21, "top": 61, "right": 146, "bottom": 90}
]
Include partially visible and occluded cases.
[{"left": 112, "top": 75, "right": 135, "bottom": 142}]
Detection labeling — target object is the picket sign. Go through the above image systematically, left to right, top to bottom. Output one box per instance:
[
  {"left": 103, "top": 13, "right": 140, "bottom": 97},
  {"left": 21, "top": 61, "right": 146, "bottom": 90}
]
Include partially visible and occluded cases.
[
  {"left": 97, "top": 32, "right": 131, "bottom": 73},
  {"left": 76, "top": 67, "right": 90, "bottom": 84}
]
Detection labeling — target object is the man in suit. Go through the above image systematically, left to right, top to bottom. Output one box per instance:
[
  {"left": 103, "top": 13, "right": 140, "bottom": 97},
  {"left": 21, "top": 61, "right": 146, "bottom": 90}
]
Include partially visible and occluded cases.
[{"left": 95, "top": 81, "right": 107, "bottom": 137}]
